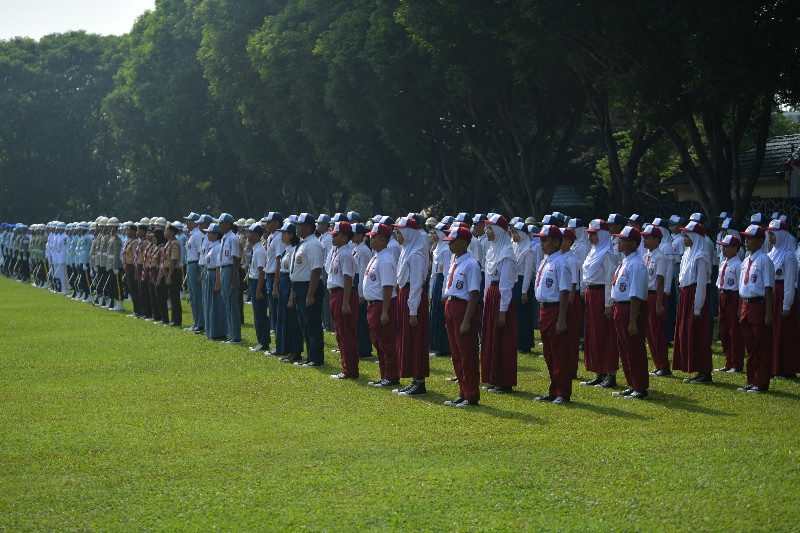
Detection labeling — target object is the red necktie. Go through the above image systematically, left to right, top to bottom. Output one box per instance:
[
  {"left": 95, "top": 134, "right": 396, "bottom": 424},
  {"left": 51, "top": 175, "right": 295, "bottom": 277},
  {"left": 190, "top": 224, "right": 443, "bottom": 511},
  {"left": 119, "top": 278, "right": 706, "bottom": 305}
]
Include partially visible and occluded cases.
[
  {"left": 366, "top": 256, "right": 377, "bottom": 278},
  {"left": 744, "top": 258, "right": 752, "bottom": 285},
  {"left": 536, "top": 260, "right": 546, "bottom": 287},
  {"left": 447, "top": 261, "right": 457, "bottom": 288},
  {"left": 611, "top": 262, "right": 623, "bottom": 286},
  {"left": 720, "top": 262, "right": 727, "bottom": 289}
]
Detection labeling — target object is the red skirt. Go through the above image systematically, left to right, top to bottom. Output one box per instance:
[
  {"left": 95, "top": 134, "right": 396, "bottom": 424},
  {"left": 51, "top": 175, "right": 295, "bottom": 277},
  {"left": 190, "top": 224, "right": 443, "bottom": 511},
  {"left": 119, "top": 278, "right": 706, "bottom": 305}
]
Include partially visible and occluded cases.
[
  {"left": 772, "top": 282, "right": 800, "bottom": 375},
  {"left": 480, "top": 284, "right": 518, "bottom": 386},
  {"left": 397, "top": 285, "right": 430, "bottom": 379},
  {"left": 672, "top": 285, "right": 712, "bottom": 373},
  {"left": 583, "top": 286, "right": 617, "bottom": 373}
]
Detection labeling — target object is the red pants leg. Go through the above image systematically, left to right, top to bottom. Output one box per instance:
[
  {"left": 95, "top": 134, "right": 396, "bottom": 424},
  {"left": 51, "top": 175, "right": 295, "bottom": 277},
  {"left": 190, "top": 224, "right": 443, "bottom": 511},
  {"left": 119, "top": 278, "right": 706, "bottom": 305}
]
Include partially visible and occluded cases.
[
  {"left": 330, "top": 289, "right": 360, "bottom": 378},
  {"left": 646, "top": 292, "right": 669, "bottom": 371},
  {"left": 718, "top": 292, "right": 745, "bottom": 371},
  {"left": 367, "top": 299, "right": 399, "bottom": 381},
  {"left": 445, "top": 299, "right": 480, "bottom": 402},
  {"left": 741, "top": 301, "right": 772, "bottom": 390},
  {"left": 614, "top": 302, "right": 650, "bottom": 392},
  {"left": 539, "top": 305, "right": 573, "bottom": 399}
]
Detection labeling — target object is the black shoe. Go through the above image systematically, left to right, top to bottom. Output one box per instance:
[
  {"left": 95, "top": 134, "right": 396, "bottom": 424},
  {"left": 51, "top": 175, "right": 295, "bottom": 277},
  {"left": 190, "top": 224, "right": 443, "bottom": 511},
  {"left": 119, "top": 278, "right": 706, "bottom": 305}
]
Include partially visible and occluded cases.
[
  {"left": 194, "top": 329, "right": 206, "bottom": 335},
  {"left": 279, "top": 354, "right": 302, "bottom": 363},
  {"left": 359, "top": 354, "right": 373, "bottom": 359},
  {"left": 301, "top": 361, "right": 323, "bottom": 367},
  {"left": 714, "top": 366, "right": 731, "bottom": 373},
  {"left": 656, "top": 369, "right": 672, "bottom": 377},
  {"left": 684, "top": 372, "right": 712, "bottom": 384},
  {"left": 580, "top": 374, "right": 606, "bottom": 387},
  {"left": 596, "top": 375, "right": 617, "bottom": 389},
  {"left": 445, "top": 376, "right": 459, "bottom": 382},
  {"left": 373, "top": 379, "right": 400, "bottom": 388},
  {"left": 398, "top": 382, "right": 427, "bottom": 397},
  {"left": 392, "top": 383, "right": 413, "bottom": 395},
  {"left": 481, "top": 384, "right": 496, "bottom": 391},
  {"left": 737, "top": 384, "right": 754, "bottom": 392},
  {"left": 489, "top": 385, "right": 513, "bottom": 394},
  {"left": 747, "top": 386, "right": 767, "bottom": 393},
  {"left": 612, "top": 387, "right": 634, "bottom": 397},
  {"left": 624, "top": 390, "right": 648, "bottom": 400},
  {"left": 534, "top": 394, "right": 556, "bottom": 402},
  {"left": 552, "top": 396, "right": 570, "bottom": 405},
  {"left": 444, "top": 397, "right": 465, "bottom": 406},
  {"left": 454, "top": 399, "right": 479, "bottom": 408}
]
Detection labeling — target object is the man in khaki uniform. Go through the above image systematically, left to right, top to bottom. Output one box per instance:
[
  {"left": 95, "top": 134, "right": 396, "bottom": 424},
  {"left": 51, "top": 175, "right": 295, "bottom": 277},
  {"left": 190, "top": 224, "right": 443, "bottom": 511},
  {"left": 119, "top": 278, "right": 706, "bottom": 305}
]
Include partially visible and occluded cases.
[
  {"left": 105, "top": 217, "right": 124, "bottom": 311},
  {"left": 164, "top": 223, "right": 183, "bottom": 326}
]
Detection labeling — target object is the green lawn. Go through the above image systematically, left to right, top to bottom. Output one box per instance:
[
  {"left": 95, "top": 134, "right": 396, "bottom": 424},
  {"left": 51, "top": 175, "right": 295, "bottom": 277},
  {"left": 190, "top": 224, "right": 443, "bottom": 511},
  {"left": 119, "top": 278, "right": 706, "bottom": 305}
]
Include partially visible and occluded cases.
[{"left": 1, "top": 276, "right": 799, "bottom": 531}]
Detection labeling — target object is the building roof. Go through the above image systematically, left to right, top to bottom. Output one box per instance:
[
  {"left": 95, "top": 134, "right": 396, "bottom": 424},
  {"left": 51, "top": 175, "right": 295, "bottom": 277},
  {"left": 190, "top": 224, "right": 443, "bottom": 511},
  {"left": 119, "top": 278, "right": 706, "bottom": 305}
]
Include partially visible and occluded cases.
[
  {"left": 662, "top": 133, "right": 800, "bottom": 188},
  {"left": 537, "top": 185, "right": 588, "bottom": 208}
]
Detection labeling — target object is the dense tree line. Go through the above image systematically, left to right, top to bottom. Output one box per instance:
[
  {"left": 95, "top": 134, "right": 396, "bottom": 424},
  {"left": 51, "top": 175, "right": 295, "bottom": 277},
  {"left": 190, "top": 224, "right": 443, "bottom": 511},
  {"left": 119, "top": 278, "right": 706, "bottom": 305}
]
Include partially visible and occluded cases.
[{"left": 1, "top": 0, "right": 799, "bottom": 223}]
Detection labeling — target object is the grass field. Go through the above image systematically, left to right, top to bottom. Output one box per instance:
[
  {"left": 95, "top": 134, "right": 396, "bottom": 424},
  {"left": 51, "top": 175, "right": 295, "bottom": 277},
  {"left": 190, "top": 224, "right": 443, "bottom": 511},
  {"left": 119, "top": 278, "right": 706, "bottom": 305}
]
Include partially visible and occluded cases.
[{"left": 1, "top": 276, "right": 799, "bottom": 531}]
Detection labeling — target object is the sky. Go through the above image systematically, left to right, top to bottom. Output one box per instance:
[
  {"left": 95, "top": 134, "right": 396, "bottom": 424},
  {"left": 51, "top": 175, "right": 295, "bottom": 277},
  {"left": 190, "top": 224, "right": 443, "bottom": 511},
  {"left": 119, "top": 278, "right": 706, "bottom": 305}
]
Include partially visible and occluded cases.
[{"left": 0, "top": 0, "right": 156, "bottom": 41}]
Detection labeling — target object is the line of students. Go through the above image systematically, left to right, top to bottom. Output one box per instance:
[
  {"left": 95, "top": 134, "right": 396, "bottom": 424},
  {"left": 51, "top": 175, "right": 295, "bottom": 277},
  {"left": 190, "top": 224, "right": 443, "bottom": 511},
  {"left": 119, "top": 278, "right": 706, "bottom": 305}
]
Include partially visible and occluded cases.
[{"left": 7, "top": 208, "right": 799, "bottom": 406}]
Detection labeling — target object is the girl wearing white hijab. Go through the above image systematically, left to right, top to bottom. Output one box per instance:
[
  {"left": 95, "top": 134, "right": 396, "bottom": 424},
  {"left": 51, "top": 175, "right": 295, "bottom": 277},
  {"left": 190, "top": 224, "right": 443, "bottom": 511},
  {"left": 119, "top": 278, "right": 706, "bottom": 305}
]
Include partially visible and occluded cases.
[
  {"left": 481, "top": 214, "right": 518, "bottom": 393},
  {"left": 392, "top": 217, "right": 430, "bottom": 396},
  {"left": 580, "top": 219, "right": 619, "bottom": 388},
  {"left": 767, "top": 219, "right": 800, "bottom": 378},
  {"left": 673, "top": 221, "right": 713, "bottom": 384},
  {"left": 429, "top": 222, "right": 452, "bottom": 357},
  {"left": 512, "top": 222, "right": 535, "bottom": 352}
]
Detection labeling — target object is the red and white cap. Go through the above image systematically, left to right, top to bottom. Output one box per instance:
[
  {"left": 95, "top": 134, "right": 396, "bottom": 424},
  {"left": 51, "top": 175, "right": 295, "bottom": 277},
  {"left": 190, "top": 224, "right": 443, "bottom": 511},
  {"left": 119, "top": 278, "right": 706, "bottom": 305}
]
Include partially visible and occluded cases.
[
  {"left": 485, "top": 214, "right": 508, "bottom": 231},
  {"left": 392, "top": 216, "right": 419, "bottom": 230},
  {"left": 585, "top": 219, "right": 609, "bottom": 233},
  {"left": 768, "top": 219, "right": 789, "bottom": 232},
  {"left": 679, "top": 220, "right": 706, "bottom": 237},
  {"left": 328, "top": 221, "right": 352, "bottom": 234},
  {"left": 366, "top": 223, "right": 392, "bottom": 237},
  {"left": 533, "top": 224, "right": 563, "bottom": 239},
  {"left": 640, "top": 224, "right": 662, "bottom": 239},
  {"left": 741, "top": 224, "right": 765, "bottom": 240},
  {"left": 612, "top": 225, "right": 641, "bottom": 244},
  {"left": 443, "top": 227, "right": 472, "bottom": 242},
  {"left": 560, "top": 227, "right": 576, "bottom": 241},
  {"left": 716, "top": 235, "right": 741, "bottom": 247}
]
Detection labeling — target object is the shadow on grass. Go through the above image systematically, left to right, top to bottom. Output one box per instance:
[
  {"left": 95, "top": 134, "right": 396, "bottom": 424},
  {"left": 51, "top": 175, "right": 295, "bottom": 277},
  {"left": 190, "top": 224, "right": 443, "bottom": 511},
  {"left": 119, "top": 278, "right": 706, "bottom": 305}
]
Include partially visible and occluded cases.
[
  {"left": 650, "top": 390, "right": 736, "bottom": 416},
  {"left": 554, "top": 399, "right": 652, "bottom": 420}
]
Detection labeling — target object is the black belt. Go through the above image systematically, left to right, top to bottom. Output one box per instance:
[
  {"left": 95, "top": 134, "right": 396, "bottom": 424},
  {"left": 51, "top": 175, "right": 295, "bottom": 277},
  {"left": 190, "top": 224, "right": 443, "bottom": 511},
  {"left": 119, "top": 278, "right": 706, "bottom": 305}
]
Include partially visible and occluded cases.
[
  {"left": 188, "top": 260, "right": 199, "bottom": 264},
  {"left": 221, "top": 265, "right": 232, "bottom": 269},
  {"left": 279, "top": 272, "right": 289, "bottom": 277},
  {"left": 775, "top": 280, "right": 784, "bottom": 285},
  {"left": 292, "top": 281, "right": 310, "bottom": 286},
  {"left": 490, "top": 281, "right": 500, "bottom": 286},
  {"left": 587, "top": 284, "right": 604, "bottom": 290},
  {"left": 329, "top": 287, "right": 342, "bottom": 293},
  {"left": 719, "top": 289, "right": 737, "bottom": 294},
  {"left": 648, "top": 290, "right": 657, "bottom": 294},
  {"left": 447, "top": 296, "right": 467, "bottom": 302},
  {"left": 743, "top": 297, "right": 765, "bottom": 304},
  {"left": 366, "top": 300, "right": 381, "bottom": 306},
  {"left": 615, "top": 300, "right": 631, "bottom": 306},
  {"left": 540, "top": 301, "right": 559, "bottom": 308}
]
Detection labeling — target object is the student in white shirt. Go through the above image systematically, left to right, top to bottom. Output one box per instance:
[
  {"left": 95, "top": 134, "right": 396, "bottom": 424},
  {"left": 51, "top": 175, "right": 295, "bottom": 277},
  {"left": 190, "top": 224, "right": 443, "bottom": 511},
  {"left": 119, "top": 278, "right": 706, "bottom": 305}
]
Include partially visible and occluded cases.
[
  {"left": 183, "top": 212, "right": 204, "bottom": 332},
  {"left": 217, "top": 213, "right": 241, "bottom": 344},
  {"left": 289, "top": 213, "right": 326, "bottom": 367},
  {"left": 481, "top": 214, "right": 518, "bottom": 394},
  {"left": 767, "top": 219, "right": 799, "bottom": 379},
  {"left": 326, "top": 221, "right": 360, "bottom": 380},
  {"left": 674, "top": 221, "right": 713, "bottom": 384},
  {"left": 274, "top": 222, "right": 304, "bottom": 362},
  {"left": 429, "top": 222, "right": 452, "bottom": 357},
  {"left": 511, "top": 222, "right": 535, "bottom": 353},
  {"left": 351, "top": 223, "right": 373, "bottom": 358},
  {"left": 362, "top": 223, "right": 400, "bottom": 388},
  {"left": 202, "top": 224, "right": 227, "bottom": 340},
  {"left": 247, "top": 224, "right": 270, "bottom": 352},
  {"left": 532, "top": 225, "right": 573, "bottom": 404},
  {"left": 641, "top": 225, "right": 671, "bottom": 377},
  {"left": 738, "top": 225, "right": 775, "bottom": 393},
  {"left": 441, "top": 226, "right": 482, "bottom": 407},
  {"left": 609, "top": 226, "right": 650, "bottom": 400},
  {"left": 560, "top": 227, "right": 582, "bottom": 368},
  {"left": 714, "top": 235, "right": 744, "bottom": 373}
]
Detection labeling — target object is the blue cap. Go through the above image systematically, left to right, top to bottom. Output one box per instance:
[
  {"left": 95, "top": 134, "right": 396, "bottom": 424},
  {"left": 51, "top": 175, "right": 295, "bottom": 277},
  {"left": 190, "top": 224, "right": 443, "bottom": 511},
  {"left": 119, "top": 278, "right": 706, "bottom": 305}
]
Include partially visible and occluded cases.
[
  {"left": 263, "top": 211, "right": 283, "bottom": 223},
  {"left": 347, "top": 211, "right": 361, "bottom": 222},
  {"left": 718, "top": 211, "right": 729, "bottom": 220},
  {"left": 183, "top": 212, "right": 200, "bottom": 221},
  {"left": 331, "top": 212, "right": 348, "bottom": 223},
  {"left": 454, "top": 212, "right": 473, "bottom": 225},
  {"left": 689, "top": 212, "right": 706, "bottom": 224},
  {"left": 219, "top": 213, "right": 234, "bottom": 223},
  {"left": 296, "top": 213, "right": 316, "bottom": 225},
  {"left": 607, "top": 213, "right": 626, "bottom": 226},
  {"left": 628, "top": 213, "right": 644, "bottom": 225},
  {"left": 197, "top": 214, "right": 213, "bottom": 224},
  {"left": 316, "top": 214, "right": 331, "bottom": 224},
  {"left": 474, "top": 214, "right": 488, "bottom": 223},
  {"left": 541, "top": 214, "right": 556, "bottom": 225},
  {"left": 378, "top": 215, "right": 393, "bottom": 225},
  {"left": 440, "top": 215, "right": 455, "bottom": 225},
  {"left": 668, "top": 215, "right": 686, "bottom": 226},
  {"left": 651, "top": 217, "right": 669, "bottom": 229},
  {"left": 568, "top": 218, "right": 584, "bottom": 228},
  {"left": 720, "top": 218, "right": 738, "bottom": 231},
  {"left": 276, "top": 221, "right": 296, "bottom": 234},
  {"left": 512, "top": 221, "right": 529, "bottom": 233},
  {"left": 203, "top": 223, "right": 222, "bottom": 235},
  {"left": 249, "top": 223, "right": 264, "bottom": 235},
  {"left": 353, "top": 223, "right": 367, "bottom": 234}
]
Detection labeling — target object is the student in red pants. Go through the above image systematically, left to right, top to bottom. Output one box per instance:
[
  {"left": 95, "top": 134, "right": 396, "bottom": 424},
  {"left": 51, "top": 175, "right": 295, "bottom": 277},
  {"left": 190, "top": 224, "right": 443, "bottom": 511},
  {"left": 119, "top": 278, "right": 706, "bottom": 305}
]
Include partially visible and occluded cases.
[
  {"left": 481, "top": 214, "right": 518, "bottom": 393},
  {"left": 392, "top": 216, "right": 430, "bottom": 397},
  {"left": 766, "top": 219, "right": 800, "bottom": 379},
  {"left": 327, "top": 221, "right": 360, "bottom": 380},
  {"left": 673, "top": 221, "right": 713, "bottom": 384},
  {"left": 362, "top": 223, "right": 400, "bottom": 389},
  {"left": 641, "top": 224, "right": 672, "bottom": 376},
  {"left": 532, "top": 225, "right": 573, "bottom": 404},
  {"left": 737, "top": 225, "right": 774, "bottom": 393},
  {"left": 441, "top": 226, "right": 482, "bottom": 407},
  {"left": 609, "top": 226, "right": 650, "bottom": 400},
  {"left": 559, "top": 227, "right": 581, "bottom": 378},
  {"left": 715, "top": 235, "right": 745, "bottom": 373}
]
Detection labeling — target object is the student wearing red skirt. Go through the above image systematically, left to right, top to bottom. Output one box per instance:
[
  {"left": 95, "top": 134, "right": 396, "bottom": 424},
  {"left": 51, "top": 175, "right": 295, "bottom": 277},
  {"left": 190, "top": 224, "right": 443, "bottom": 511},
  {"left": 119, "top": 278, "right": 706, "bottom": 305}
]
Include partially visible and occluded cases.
[
  {"left": 481, "top": 214, "right": 518, "bottom": 393},
  {"left": 392, "top": 216, "right": 430, "bottom": 397},
  {"left": 580, "top": 219, "right": 619, "bottom": 389},
  {"left": 767, "top": 219, "right": 800, "bottom": 379},
  {"left": 327, "top": 221, "right": 360, "bottom": 380},
  {"left": 673, "top": 221, "right": 713, "bottom": 384},
  {"left": 362, "top": 223, "right": 400, "bottom": 389},
  {"left": 737, "top": 224, "right": 775, "bottom": 393},
  {"left": 532, "top": 225, "right": 573, "bottom": 404},
  {"left": 641, "top": 225, "right": 672, "bottom": 376},
  {"left": 441, "top": 226, "right": 482, "bottom": 407},
  {"left": 609, "top": 226, "right": 650, "bottom": 399},
  {"left": 559, "top": 227, "right": 582, "bottom": 375},
  {"left": 715, "top": 235, "right": 744, "bottom": 373}
]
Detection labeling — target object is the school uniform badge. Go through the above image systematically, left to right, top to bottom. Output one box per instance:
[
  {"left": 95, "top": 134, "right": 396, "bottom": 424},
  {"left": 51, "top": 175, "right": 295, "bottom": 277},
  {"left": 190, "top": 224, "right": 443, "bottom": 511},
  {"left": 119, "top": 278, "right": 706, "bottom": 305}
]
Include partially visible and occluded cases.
[
  {"left": 296, "top": 255, "right": 303, "bottom": 264},
  {"left": 649, "top": 267, "right": 655, "bottom": 276},
  {"left": 776, "top": 268, "right": 783, "bottom": 276},
  {"left": 370, "top": 272, "right": 377, "bottom": 281},
  {"left": 751, "top": 274, "right": 757, "bottom": 283},
  {"left": 546, "top": 278, "right": 553, "bottom": 288},
  {"left": 727, "top": 278, "right": 734, "bottom": 286},
  {"left": 456, "top": 280, "right": 463, "bottom": 290},
  {"left": 620, "top": 282, "right": 627, "bottom": 292}
]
